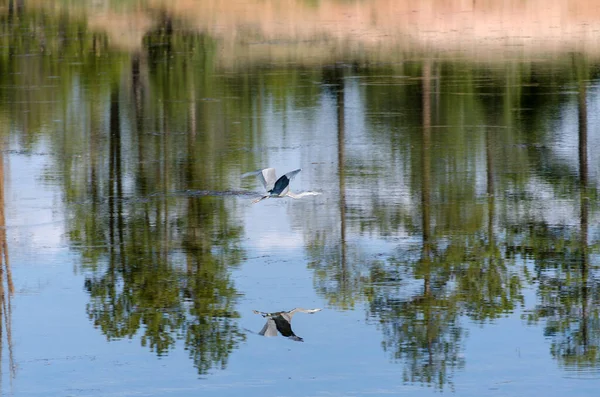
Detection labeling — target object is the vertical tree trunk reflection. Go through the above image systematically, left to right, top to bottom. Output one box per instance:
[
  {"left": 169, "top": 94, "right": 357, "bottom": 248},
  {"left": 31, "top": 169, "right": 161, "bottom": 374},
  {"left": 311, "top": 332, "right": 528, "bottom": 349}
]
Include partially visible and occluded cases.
[
  {"left": 421, "top": 60, "right": 435, "bottom": 370},
  {"left": 421, "top": 61, "right": 432, "bottom": 295},
  {"left": 336, "top": 66, "right": 347, "bottom": 290},
  {"left": 577, "top": 70, "right": 589, "bottom": 355},
  {"left": 109, "top": 81, "right": 125, "bottom": 270},
  {"left": 486, "top": 125, "right": 495, "bottom": 242},
  {"left": 0, "top": 144, "right": 15, "bottom": 382}
]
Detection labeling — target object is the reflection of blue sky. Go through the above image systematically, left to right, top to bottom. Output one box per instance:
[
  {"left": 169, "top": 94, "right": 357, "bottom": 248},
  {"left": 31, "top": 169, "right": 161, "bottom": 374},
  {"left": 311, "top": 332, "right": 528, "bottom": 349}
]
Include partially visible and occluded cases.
[{"left": 457, "top": 308, "right": 597, "bottom": 397}]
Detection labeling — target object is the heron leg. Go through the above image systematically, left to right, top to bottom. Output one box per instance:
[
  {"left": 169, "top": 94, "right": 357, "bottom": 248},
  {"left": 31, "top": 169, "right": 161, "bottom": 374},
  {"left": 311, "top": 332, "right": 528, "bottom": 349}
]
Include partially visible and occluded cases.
[{"left": 252, "top": 195, "right": 269, "bottom": 204}]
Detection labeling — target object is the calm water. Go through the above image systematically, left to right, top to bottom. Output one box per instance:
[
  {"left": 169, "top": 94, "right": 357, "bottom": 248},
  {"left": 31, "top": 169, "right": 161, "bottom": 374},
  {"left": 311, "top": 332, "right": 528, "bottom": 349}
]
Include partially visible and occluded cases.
[{"left": 1, "top": 1, "right": 600, "bottom": 396}]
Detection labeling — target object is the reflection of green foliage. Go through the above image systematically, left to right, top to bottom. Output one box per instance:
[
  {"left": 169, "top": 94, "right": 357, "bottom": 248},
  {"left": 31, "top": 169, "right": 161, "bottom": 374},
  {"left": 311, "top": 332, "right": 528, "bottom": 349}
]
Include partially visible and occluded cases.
[
  {"left": 5, "top": 2, "right": 600, "bottom": 387},
  {"left": 0, "top": 7, "right": 116, "bottom": 146},
  {"left": 0, "top": 8, "right": 253, "bottom": 376},
  {"left": 71, "top": 23, "right": 249, "bottom": 371},
  {"left": 332, "top": 58, "right": 599, "bottom": 388},
  {"left": 79, "top": 194, "right": 246, "bottom": 374},
  {"left": 182, "top": 196, "right": 246, "bottom": 371},
  {"left": 515, "top": 222, "right": 600, "bottom": 370},
  {"left": 454, "top": 237, "right": 525, "bottom": 322},
  {"left": 307, "top": 238, "right": 367, "bottom": 310},
  {"left": 85, "top": 251, "right": 185, "bottom": 355},
  {"left": 368, "top": 254, "right": 465, "bottom": 389},
  {"left": 375, "top": 297, "right": 465, "bottom": 388}
]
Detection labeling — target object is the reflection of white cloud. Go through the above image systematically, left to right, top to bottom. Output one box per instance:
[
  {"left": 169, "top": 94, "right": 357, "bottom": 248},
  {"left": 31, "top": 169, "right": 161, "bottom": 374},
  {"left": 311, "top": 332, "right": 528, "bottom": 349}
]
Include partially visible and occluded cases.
[
  {"left": 5, "top": 140, "right": 65, "bottom": 250},
  {"left": 242, "top": 198, "right": 306, "bottom": 254},
  {"left": 252, "top": 231, "right": 304, "bottom": 250}
]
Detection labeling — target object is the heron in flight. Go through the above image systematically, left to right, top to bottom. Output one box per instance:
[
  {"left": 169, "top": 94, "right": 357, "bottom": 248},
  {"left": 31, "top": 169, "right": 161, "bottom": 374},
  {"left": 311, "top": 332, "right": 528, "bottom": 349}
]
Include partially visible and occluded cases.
[
  {"left": 241, "top": 168, "right": 320, "bottom": 203},
  {"left": 253, "top": 307, "right": 321, "bottom": 342}
]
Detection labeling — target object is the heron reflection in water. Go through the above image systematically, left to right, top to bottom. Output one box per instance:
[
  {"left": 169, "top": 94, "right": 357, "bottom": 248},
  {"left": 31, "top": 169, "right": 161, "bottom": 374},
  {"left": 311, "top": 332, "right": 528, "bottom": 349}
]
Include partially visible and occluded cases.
[
  {"left": 241, "top": 168, "right": 320, "bottom": 203},
  {"left": 253, "top": 308, "right": 322, "bottom": 342}
]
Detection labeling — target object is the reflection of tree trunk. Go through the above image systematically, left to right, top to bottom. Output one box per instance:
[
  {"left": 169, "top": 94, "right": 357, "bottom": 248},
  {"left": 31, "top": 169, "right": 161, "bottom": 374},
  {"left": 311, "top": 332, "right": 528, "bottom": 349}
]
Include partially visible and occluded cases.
[
  {"left": 7, "top": 0, "right": 24, "bottom": 22},
  {"left": 160, "top": 11, "right": 174, "bottom": 57},
  {"left": 132, "top": 52, "right": 147, "bottom": 194},
  {"left": 132, "top": 53, "right": 142, "bottom": 107},
  {"left": 421, "top": 61, "right": 432, "bottom": 295},
  {"left": 421, "top": 61, "right": 436, "bottom": 371},
  {"left": 422, "top": 61, "right": 434, "bottom": 372},
  {"left": 323, "top": 65, "right": 349, "bottom": 293},
  {"left": 337, "top": 68, "right": 347, "bottom": 275},
  {"left": 578, "top": 75, "right": 589, "bottom": 351},
  {"left": 186, "top": 78, "right": 197, "bottom": 276},
  {"left": 578, "top": 78, "right": 588, "bottom": 188},
  {"left": 189, "top": 79, "right": 197, "bottom": 142},
  {"left": 109, "top": 82, "right": 125, "bottom": 270},
  {"left": 90, "top": 100, "right": 99, "bottom": 214},
  {"left": 162, "top": 100, "right": 170, "bottom": 261},
  {"left": 486, "top": 126, "right": 495, "bottom": 242},
  {"left": 0, "top": 144, "right": 15, "bottom": 381},
  {"left": 0, "top": 151, "right": 13, "bottom": 295}
]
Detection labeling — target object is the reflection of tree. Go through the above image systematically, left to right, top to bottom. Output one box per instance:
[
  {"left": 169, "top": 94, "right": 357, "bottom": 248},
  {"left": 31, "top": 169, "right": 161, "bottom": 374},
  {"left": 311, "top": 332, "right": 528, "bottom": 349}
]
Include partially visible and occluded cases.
[
  {"left": 5, "top": 3, "right": 600, "bottom": 387},
  {"left": 0, "top": 8, "right": 264, "bottom": 376},
  {"left": 8, "top": 17, "right": 250, "bottom": 375},
  {"left": 523, "top": 59, "right": 600, "bottom": 370},
  {"left": 365, "top": 61, "right": 536, "bottom": 389},
  {"left": 368, "top": 62, "right": 465, "bottom": 389},
  {"left": 304, "top": 66, "right": 369, "bottom": 310},
  {"left": 83, "top": 81, "right": 184, "bottom": 355},
  {"left": 181, "top": 81, "right": 245, "bottom": 373},
  {"left": 455, "top": 85, "right": 528, "bottom": 322},
  {"left": 0, "top": 144, "right": 15, "bottom": 386},
  {"left": 182, "top": 197, "right": 244, "bottom": 373}
]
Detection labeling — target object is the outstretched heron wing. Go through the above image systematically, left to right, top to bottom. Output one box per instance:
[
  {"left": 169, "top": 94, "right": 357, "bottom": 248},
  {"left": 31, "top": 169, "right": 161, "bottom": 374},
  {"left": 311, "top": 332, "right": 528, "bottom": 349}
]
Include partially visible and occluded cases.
[
  {"left": 241, "top": 168, "right": 277, "bottom": 191},
  {"left": 261, "top": 168, "right": 278, "bottom": 191},
  {"left": 271, "top": 168, "right": 302, "bottom": 195},
  {"left": 283, "top": 168, "right": 302, "bottom": 181},
  {"left": 272, "top": 315, "right": 296, "bottom": 338},
  {"left": 258, "top": 318, "right": 279, "bottom": 337}
]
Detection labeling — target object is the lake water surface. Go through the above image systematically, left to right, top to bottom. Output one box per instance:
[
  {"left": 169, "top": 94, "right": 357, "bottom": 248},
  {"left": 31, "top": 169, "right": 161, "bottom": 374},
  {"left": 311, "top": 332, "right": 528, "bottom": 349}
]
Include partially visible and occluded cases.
[{"left": 1, "top": 1, "right": 600, "bottom": 396}]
